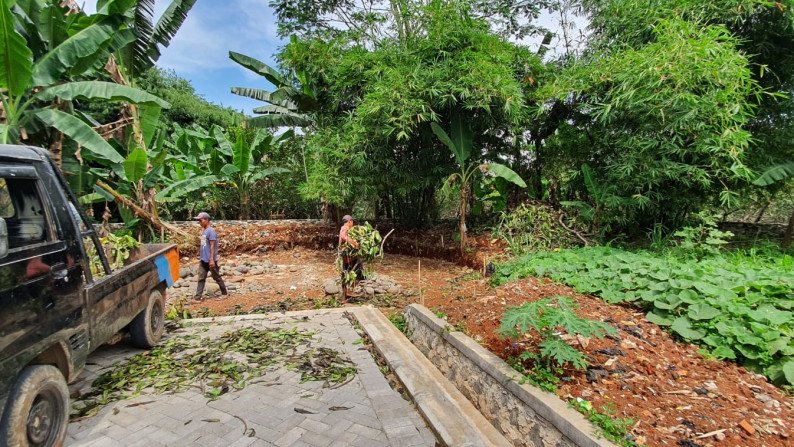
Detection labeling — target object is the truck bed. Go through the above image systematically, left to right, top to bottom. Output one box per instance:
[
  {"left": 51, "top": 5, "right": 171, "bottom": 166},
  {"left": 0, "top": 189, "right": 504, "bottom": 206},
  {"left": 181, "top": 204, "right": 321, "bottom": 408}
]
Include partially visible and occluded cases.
[{"left": 84, "top": 243, "right": 179, "bottom": 358}]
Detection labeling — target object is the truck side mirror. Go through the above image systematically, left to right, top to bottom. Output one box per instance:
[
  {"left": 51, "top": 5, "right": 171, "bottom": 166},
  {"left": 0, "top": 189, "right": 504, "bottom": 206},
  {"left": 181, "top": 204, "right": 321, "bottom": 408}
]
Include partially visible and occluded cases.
[{"left": 0, "top": 217, "right": 7, "bottom": 258}]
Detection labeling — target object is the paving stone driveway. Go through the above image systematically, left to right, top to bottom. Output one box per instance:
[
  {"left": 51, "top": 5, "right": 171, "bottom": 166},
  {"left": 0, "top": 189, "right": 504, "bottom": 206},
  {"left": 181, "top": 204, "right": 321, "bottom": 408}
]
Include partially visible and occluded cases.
[{"left": 66, "top": 308, "right": 436, "bottom": 447}]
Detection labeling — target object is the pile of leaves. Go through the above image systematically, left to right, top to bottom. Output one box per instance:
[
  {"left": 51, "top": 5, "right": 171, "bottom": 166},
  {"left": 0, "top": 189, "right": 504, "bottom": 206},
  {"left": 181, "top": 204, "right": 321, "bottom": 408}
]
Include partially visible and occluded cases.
[
  {"left": 493, "top": 202, "right": 587, "bottom": 256},
  {"left": 85, "top": 232, "right": 141, "bottom": 279},
  {"left": 493, "top": 246, "right": 794, "bottom": 386},
  {"left": 71, "top": 327, "right": 356, "bottom": 419}
]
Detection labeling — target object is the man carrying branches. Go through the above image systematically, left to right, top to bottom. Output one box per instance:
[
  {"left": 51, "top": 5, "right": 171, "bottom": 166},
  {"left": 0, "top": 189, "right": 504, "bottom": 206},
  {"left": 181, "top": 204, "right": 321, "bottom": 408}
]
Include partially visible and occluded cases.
[{"left": 338, "top": 215, "right": 364, "bottom": 298}]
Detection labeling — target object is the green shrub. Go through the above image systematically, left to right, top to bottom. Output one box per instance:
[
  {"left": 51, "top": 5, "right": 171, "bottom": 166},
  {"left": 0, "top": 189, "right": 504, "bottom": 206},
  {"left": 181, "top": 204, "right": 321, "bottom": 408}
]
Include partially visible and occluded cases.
[{"left": 494, "top": 202, "right": 584, "bottom": 256}]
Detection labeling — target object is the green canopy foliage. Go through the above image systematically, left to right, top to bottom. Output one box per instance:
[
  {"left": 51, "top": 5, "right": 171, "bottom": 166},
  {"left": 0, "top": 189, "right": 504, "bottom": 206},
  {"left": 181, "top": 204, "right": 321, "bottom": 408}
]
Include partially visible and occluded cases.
[{"left": 276, "top": 1, "right": 539, "bottom": 227}]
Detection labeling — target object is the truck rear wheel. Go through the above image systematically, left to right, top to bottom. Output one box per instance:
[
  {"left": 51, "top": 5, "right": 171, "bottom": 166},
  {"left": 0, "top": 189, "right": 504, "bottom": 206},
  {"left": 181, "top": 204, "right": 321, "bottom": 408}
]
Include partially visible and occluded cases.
[
  {"left": 130, "top": 289, "right": 165, "bottom": 348},
  {"left": 0, "top": 365, "right": 69, "bottom": 447}
]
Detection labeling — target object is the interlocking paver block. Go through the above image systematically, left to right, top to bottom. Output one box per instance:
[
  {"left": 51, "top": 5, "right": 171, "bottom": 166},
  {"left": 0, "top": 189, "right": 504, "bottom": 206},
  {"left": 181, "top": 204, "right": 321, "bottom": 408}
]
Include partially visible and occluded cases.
[
  {"left": 67, "top": 309, "right": 436, "bottom": 446},
  {"left": 273, "top": 426, "right": 306, "bottom": 446},
  {"left": 300, "top": 431, "right": 335, "bottom": 447}
]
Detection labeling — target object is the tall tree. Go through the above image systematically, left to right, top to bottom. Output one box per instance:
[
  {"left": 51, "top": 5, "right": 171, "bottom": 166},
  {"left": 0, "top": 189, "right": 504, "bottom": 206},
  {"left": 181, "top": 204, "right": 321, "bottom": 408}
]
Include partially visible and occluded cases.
[
  {"left": 531, "top": 0, "right": 794, "bottom": 233},
  {"left": 275, "top": 1, "right": 536, "bottom": 227}
]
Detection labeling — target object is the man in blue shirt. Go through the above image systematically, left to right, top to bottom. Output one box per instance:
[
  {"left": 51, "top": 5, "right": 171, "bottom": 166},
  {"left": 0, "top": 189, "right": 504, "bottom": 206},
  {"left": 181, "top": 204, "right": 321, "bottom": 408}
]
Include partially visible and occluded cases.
[{"left": 193, "top": 212, "right": 228, "bottom": 301}]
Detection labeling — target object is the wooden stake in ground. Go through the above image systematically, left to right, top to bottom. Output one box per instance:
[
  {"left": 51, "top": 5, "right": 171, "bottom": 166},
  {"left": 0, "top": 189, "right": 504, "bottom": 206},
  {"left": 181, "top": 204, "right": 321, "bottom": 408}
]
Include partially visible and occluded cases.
[{"left": 418, "top": 259, "right": 423, "bottom": 307}]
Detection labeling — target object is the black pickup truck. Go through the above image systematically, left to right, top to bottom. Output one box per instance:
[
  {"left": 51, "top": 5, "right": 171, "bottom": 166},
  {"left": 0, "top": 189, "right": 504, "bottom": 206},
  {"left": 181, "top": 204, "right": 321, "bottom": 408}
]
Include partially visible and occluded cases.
[{"left": 0, "top": 145, "right": 180, "bottom": 446}]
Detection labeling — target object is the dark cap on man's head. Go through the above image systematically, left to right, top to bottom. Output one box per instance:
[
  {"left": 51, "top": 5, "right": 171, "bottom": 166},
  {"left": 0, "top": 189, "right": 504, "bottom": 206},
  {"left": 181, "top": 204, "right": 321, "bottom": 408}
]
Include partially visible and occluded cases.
[
  {"left": 194, "top": 212, "right": 211, "bottom": 220},
  {"left": 342, "top": 215, "right": 353, "bottom": 223}
]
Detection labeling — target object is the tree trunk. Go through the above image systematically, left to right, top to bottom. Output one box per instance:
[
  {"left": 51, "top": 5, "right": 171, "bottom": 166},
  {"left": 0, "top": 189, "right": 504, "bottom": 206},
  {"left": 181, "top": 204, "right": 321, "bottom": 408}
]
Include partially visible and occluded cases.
[
  {"left": 96, "top": 181, "right": 194, "bottom": 244},
  {"left": 459, "top": 187, "right": 468, "bottom": 255},
  {"left": 241, "top": 190, "right": 249, "bottom": 220},
  {"left": 782, "top": 207, "right": 794, "bottom": 249}
]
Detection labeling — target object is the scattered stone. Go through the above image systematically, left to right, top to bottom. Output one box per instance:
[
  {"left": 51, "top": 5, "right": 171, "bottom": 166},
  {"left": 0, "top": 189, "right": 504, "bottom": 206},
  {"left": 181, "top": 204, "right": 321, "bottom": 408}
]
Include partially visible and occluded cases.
[
  {"left": 293, "top": 253, "right": 301, "bottom": 258},
  {"left": 235, "top": 265, "right": 249, "bottom": 274},
  {"left": 289, "top": 266, "right": 299, "bottom": 272},
  {"left": 179, "top": 267, "right": 191, "bottom": 279},
  {"left": 250, "top": 267, "right": 265, "bottom": 275},
  {"left": 322, "top": 280, "right": 339, "bottom": 295},
  {"left": 593, "top": 347, "right": 626, "bottom": 357},
  {"left": 585, "top": 366, "right": 609, "bottom": 383},
  {"left": 755, "top": 394, "right": 773, "bottom": 403},
  {"left": 765, "top": 399, "right": 780, "bottom": 409}
]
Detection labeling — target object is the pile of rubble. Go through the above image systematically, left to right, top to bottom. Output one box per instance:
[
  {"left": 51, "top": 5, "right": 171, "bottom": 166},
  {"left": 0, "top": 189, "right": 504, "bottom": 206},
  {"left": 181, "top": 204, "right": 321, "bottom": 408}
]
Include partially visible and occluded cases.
[{"left": 322, "top": 273, "right": 403, "bottom": 296}]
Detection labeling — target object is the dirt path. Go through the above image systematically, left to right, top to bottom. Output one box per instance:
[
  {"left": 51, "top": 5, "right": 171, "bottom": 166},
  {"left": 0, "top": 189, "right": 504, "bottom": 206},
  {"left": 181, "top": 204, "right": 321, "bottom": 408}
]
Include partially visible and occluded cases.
[{"left": 166, "top": 222, "right": 794, "bottom": 447}]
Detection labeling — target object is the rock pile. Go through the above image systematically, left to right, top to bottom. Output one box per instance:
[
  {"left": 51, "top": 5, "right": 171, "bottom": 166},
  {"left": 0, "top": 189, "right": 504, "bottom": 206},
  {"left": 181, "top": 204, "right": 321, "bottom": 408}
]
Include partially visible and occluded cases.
[
  {"left": 172, "top": 258, "right": 282, "bottom": 294},
  {"left": 322, "top": 273, "right": 403, "bottom": 296}
]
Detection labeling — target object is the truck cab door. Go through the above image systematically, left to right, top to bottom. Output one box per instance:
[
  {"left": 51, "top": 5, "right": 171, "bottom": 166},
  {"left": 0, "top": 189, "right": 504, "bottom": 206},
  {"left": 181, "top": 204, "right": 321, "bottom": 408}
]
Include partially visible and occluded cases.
[{"left": 0, "top": 172, "right": 86, "bottom": 394}]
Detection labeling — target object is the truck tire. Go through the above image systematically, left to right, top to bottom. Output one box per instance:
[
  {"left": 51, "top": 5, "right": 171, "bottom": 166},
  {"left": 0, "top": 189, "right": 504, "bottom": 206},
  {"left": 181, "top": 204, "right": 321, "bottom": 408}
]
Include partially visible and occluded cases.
[
  {"left": 130, "top": 289, "right": 165, "bottom": 348},
  {"left": 0, "top": 365, "right": 69, "bottom": 447}
]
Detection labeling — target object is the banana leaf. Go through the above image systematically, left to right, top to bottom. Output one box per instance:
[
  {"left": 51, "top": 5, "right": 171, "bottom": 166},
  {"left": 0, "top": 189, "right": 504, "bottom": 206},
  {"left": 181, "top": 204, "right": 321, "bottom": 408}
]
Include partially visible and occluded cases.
[
  {"left": 0, "top": 0, "right": 33, "bottom": 96},
  {"left": 31, "top": 19, "right": 117, "bottom": 86},
  {"left": 229, "top": 51, "right": 286, "bottom": 87},
  {"left": 37, "top": 81, "right": 169, "bottom": 108},
  {"left": 231, "top": 86, "right": 295, "bottom": 109},
  {"left": 35, "top": 109, "right": 124, "bottom": 164},
  {"left": 246, "top": 113, "right": 310, "bottom": 129},
  {"left": 212, "top": 125, "right": 233, "bottom": 156},
  {"left": 233, "top": 133, "right": 251, "bottom": 175},
  {"left": 124, "top": 149, "right": 147, "bottom": 183},
  {"left": 753, "top": 162, "right": 794, "bottom": 186},
  {"left": 484, "top": 163, "right": 526, "bottom": 187},
  {"left": 251, "top": 167, "right": 290, "bottom": 183},
  {"left": 156, "top": 174, "right": 223, "bottom": 199}
]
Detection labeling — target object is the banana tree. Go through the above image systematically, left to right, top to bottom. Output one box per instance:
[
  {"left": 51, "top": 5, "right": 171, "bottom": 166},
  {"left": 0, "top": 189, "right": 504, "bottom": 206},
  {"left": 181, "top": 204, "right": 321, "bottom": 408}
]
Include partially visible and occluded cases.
[
  {"left": 0, "top": 0, "right": 169, "bottom": 166},
  {"left": 103, "top": 0, "right": 197, "bottom": 221},
  {"left": 229, "top": 47, "right": 316, "bottom": 129},
  {"left": 431, "top": 117, "right": 526, "bottom": 254},
  {"left": 157, "top": 126, "right": 291, "bottom": 219},
  {"left": 754, "top": 162, "right": 794, "bottom": 248},
  {"left": 560, "top": 164, "right": 631, "bottom": 235}
]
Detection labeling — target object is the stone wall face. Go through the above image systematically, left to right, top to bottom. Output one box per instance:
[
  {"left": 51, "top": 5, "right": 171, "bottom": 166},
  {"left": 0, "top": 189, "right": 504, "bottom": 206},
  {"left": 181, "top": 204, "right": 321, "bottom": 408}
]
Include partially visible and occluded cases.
[{"left": 404, "top": 304, "right": 616, "bottom": 447}]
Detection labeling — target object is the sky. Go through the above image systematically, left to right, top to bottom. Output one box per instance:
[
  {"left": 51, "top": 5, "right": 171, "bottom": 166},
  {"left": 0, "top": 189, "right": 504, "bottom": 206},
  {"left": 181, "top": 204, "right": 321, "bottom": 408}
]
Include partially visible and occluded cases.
[
  {"left": 83, "top": 0, "right": 285, "bottom": 114},
  {"left": 82, "top": 1, "right": 581, "bottom": 115}
]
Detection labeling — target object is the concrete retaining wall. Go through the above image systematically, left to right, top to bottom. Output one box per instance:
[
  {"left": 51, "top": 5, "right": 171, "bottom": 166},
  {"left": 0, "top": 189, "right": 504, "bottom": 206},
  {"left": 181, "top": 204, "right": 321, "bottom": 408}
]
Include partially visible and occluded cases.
[{"left": 404, "top": 304, "right": 617, "bottom": 447}]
